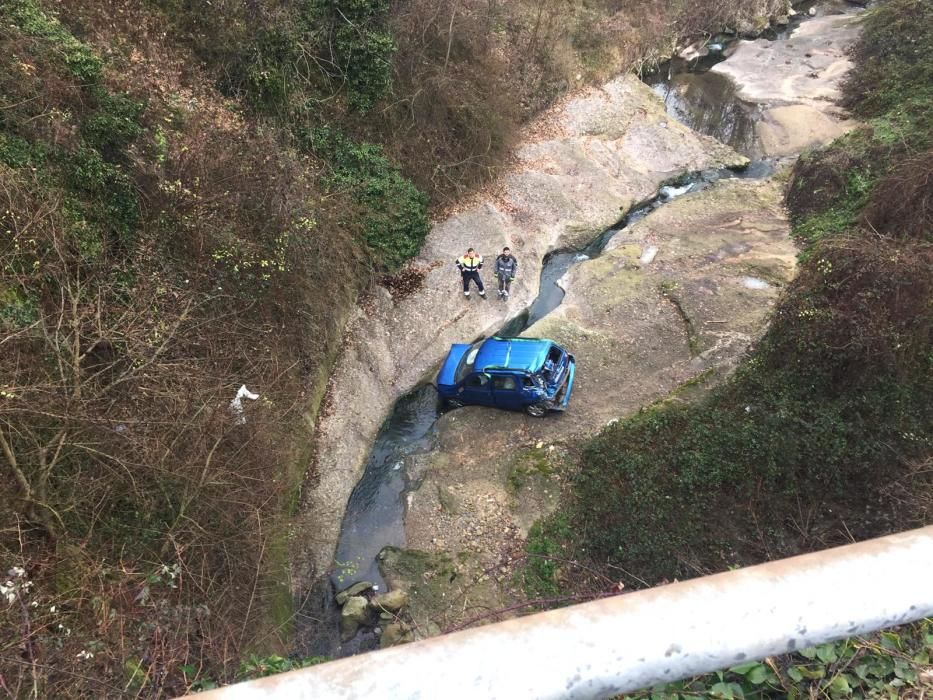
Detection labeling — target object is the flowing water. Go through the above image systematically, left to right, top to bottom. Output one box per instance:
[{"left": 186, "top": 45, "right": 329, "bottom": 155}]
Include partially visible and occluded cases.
[
  {"left": 638, "top": 1, "right": 834, "bottom": 157},
  {"left": 297, "top": 4, "right": 839, "bottom": 655},
  {"left": 310, "top": 167, "right": 764, "bottom": 658}
]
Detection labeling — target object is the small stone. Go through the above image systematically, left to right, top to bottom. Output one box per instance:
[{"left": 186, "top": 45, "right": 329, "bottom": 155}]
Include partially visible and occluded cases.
[
  {"left": 808, "top": 6, "right": 817, "bottom": 16},
  {"left": 336, "top": 581, "right": 374, "bottom": 605},
  {"left": 371, "top": 589, "right": 410, "bottom": 613},
  {"left": 340, "top": 596, "right": 370, "bottom": 640},
  {"left": 380, "top": 622, "right": 414, "bottom": 648}
]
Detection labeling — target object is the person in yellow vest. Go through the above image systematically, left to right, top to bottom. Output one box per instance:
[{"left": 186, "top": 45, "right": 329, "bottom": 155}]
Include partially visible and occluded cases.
[{"left": 456, "top": 247, "right": 486, "bottom": 298}]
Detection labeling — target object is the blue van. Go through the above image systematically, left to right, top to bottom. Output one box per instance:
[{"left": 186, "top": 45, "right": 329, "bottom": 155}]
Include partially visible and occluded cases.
[{"left": 436, "top": 337, "right": 576, "bottom": 416}]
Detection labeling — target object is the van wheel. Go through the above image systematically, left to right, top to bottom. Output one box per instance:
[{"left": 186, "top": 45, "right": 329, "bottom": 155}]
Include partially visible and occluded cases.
[
  {"left": 446, "top": 398, "right": 464, "bottom": 409},
  {"left": 526, "top": 403, "right": 547, "bottom": 417}
]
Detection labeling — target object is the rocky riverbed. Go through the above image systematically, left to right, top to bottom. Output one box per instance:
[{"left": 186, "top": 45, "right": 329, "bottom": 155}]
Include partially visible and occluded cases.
[
  {"left": 293, "top": 0, "right": 864, "bottom": 654},
  {"left": 291, "top": 75, "right": 745, "bottom": 588}
]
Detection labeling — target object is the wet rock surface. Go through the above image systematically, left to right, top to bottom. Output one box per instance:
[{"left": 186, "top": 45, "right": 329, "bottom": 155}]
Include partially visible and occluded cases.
[
  {"left": 295, "top": 0, "right": 865, "bottom": 650},
  {"left": 712, "top": 10, "right": 862, "bottom": 156},
  {"left": 292, "top": 74, "right": 747, "bottom": 588},
  {"left": 387, "top": 177, "right": 796, "bottom": 630}
]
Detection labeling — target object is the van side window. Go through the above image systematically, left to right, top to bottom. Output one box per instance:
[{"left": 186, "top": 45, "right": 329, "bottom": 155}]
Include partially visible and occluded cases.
[
  {"left": 465, "top": 373, "right": 489, "bottom": 388},
  {"left": 492, "top": 375, "right": 516, "bottom": 391},
  {"left": 522, "top": 376, "right": 535, "bottom": 388}
]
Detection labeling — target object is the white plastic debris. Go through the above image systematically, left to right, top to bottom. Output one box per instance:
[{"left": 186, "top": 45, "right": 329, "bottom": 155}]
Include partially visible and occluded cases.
[
  {"left": 640, "top": 246, "right": 659, "bottom": 265},
  {"left": 742, "top": 277, "right": 771, "bottom": 290},
  {"left": 229, "top": 385, "right": 260, "bottom": 424}
]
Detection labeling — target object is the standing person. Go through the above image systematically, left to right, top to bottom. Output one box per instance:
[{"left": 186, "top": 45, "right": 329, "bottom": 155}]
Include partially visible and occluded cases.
[
  {"left": 494, "top": 246, "right": 518, "bottom": 299},
  {"left": 456, "top": 248, "right": 486, "bottom": 298}
]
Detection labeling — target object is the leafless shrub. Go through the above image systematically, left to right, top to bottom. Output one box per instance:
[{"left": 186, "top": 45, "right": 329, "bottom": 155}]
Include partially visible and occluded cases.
[{"left": 862, "top": 148, "right": 933, "bottom": 240}]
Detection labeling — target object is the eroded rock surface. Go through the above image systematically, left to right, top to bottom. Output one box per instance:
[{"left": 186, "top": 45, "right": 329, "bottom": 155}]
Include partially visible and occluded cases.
[
  {"left": 298, "top": 2, "right": 865, "bottom": 642},
  {"left": 713, "top": 11, "right": 861, "bottom": 156},
  {"left": 292, "top": 75, "right": 746, "bottom": 585},
  {"left": 388, "top": 177, "right": 796, "bottom": 630}
]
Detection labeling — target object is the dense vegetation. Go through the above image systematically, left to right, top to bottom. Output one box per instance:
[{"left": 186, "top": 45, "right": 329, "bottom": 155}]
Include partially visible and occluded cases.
[
  {"left": 0, "top": 0, "right": 798, "bottom": 695},
  {"left": 0, "top": 0, "right": 367, "bottom": 695},
  {"left": 524, "top": 0, "right": 932, "bottom": 693},
  {"left": 625, "top": 621, "right": 933, "bottom": 699}
]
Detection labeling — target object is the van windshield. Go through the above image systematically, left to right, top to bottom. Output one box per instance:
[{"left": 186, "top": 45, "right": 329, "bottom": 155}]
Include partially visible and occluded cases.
[{"left": 455, "top": 343, "right": 481, "bottom": 383}]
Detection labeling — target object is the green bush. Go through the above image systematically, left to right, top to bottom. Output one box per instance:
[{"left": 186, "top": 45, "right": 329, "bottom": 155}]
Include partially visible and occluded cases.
[
  {"left": 3, "top": 0, "right": 103, "bottom": 82},
  {"left": 309, "top": 0, "right": 396, "bottom": 112},
  {"left": 81, "top": 88, "right": 145, "bottom": 159},
  {"left": 306, "top": 127, "right": 429, "bottom": 270},
  {"left": 0, "top": 131, "right": 46, "bottom": 169},
  {"left": 66, "top": 147, "right": 139, "bottom": 246},
  {"left": 0, "top": 287, "right": 39, "bottom": 329}
]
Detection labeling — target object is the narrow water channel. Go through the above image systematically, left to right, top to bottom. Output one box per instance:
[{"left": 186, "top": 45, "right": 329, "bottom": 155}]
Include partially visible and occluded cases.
[
  {"left": 639, "top": 0, "right": 837, "bottom": 157},
  {"left": 300, "top": 3, "right": 836, "bottom": 655},
  {"left": 324, "top": 167, "right": 763, "bottom": 635}
]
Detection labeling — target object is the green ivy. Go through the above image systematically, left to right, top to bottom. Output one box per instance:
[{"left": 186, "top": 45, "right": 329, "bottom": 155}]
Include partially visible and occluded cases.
[
  {"left": 3, "top": 0, "right": 103, "bottom": 82},
  {"left": 308, "top": 0, "right": 396, "bottom": 111},
  {"left": 81, "top": 88, "right": 145, "bottom": 159},
  {"left": 305, "top": 126, "right": 429, "bottom": 270},
  {"left": 65, "top": 147, "right": 140, "bottom": 246},
  {"left": 0, "top": 287, "right": 39, "bottom": 329},
  {"left": 625, "top": 620, "right": 933, "bottom": 699}
]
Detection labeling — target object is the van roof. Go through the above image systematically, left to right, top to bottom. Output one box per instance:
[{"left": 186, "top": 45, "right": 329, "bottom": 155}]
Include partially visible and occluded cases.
[{"left": 474, "top": 337, "right": 552, "bottom": 373}]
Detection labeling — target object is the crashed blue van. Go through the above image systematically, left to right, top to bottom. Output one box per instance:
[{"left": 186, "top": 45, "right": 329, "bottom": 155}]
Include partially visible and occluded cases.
[{"left": 436, "top": 337, "right": 576, "bottom": 416}]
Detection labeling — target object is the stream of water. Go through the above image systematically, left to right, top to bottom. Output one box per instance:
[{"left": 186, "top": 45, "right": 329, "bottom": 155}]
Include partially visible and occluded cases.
[
  {"left": 299, "top": 3, "right": 837, "bottom": 656},
  {"left": 324, "top": 167, "right": 763, "bottom": 627}
]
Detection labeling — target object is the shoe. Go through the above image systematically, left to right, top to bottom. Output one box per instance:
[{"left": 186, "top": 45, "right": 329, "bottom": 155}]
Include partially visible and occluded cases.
[
  {"left": 497, "top": 290, "right": 503, "bottom": 297},
  {"left": 464, "top": 291, "right": 470, "bottom": 298},
  {"left": 479, "top": 291, "right": 486, "bottom": 298},
  {"left": 503, "top": 291, "right": 510, "bottom": 299}
]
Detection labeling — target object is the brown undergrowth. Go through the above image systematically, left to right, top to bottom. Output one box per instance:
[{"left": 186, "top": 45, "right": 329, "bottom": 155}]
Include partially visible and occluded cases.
[{"left": 0, "top": 1, "right": 364, "bottom": 694}]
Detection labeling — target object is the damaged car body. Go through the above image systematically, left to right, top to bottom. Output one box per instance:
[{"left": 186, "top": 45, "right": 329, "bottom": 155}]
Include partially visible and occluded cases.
[{"left": 436, "top": 337, "right": 576, "bottom": 416}]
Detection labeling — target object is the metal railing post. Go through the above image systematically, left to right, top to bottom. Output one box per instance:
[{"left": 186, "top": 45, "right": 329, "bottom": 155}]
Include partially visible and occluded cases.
[{"left": 191, "top": 526, "right": 933, "bottom": 699}]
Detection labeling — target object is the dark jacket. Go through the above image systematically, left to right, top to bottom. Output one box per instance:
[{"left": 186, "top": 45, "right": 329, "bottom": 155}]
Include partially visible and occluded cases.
[{"left": 494, "top": 254, "right": 518, "bottom": 279}]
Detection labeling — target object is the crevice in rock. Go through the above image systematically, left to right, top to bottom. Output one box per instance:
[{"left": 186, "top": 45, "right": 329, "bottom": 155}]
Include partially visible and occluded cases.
[{"left": 660, "top": 284, "right": 701, "bottom": 358}]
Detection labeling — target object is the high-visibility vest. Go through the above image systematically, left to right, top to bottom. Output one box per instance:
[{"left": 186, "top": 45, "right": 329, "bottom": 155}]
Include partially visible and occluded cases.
[{"left": 457, "top": 255, "right": 483, "bottom": 272}]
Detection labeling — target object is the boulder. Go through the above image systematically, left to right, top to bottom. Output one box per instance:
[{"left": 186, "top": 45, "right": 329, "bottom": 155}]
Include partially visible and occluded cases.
[
  {"left": 335, "top": 581, "right": 373, "bottom": 606},
  {"left": 371, "top": 589, "right": 410, "bottom": 614},
  {"left": 340, "top": 596, "right": 370, "bottom": 640},
  {"left": 380, "top": 622, "right": 414, "bottom": 649}
]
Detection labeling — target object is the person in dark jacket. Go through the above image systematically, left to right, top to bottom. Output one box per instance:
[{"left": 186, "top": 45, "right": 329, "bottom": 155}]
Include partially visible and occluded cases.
[
  {"left": 493, "top": 247, "right": 518, "bottom": 299},
  {"left": 456, "top": 248, "right": 486, "bottom": 298}
]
